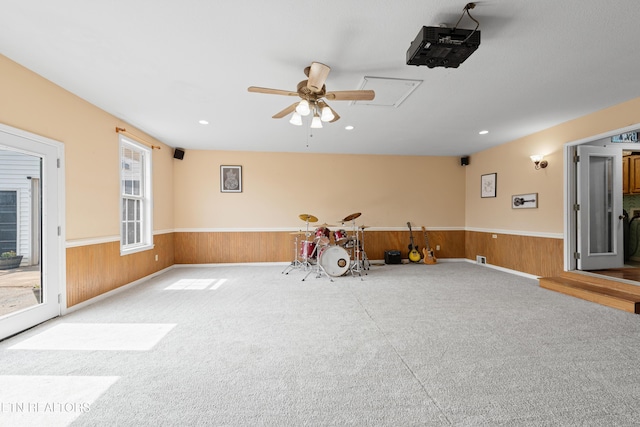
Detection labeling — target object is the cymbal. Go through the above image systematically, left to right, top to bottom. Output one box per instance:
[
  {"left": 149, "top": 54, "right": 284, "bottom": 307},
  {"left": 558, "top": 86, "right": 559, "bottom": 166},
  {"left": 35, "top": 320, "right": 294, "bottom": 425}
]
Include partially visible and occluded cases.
[
  {"left": 342, "top": 212, "right": 361, "bottom": 222},
  {"left": 299, "top": 213, "right": 318, "bottom": 223},
  {"left": 360, "top": 225, "right": 371, "bottom": 229},
  {"left": 289, "top": 231, "right": 308, "bottom": 235}
]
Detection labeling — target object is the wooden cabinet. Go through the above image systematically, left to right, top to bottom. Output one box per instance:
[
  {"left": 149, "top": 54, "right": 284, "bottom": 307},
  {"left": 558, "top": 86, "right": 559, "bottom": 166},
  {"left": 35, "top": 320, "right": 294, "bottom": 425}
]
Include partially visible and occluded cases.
[
  {"left": 623, "top": 155, "right": 640, "bottom": 194},
  {"left": 624, "top": 156, "right": 629, "bottom": 194}
]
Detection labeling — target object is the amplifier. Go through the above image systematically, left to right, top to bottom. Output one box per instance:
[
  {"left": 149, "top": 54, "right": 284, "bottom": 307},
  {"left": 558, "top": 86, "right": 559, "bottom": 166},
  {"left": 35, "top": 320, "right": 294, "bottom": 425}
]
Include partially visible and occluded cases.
[{"left": 384, "top": 250, "right": 402, "bottom": 264}]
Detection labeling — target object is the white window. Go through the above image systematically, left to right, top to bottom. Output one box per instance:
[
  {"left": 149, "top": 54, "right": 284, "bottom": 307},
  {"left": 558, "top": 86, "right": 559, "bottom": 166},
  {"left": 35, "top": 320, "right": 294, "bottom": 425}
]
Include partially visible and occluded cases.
[
  {"left": 119, "top": 136, "right": 153, "bottom": 255},
  {"left": 0, "top": 190, "right": 18, "bottom": 254}
]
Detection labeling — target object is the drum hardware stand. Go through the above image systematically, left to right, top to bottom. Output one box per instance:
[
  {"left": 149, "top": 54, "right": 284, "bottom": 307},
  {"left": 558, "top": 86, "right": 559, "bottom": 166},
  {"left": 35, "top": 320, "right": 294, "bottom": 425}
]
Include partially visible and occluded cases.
[
  {"left": 335, "top": 212, "right": 365, "bottom": 280},
  {"left": 283, "top": 214, "right": 319, "bottom": 274},
  {"left": 347, "top": 219, "right": 365, "bottom": 279},
  {"left": 358, "top": 226, "right": 370, "bottom": 271},
  {"left": 282, "top": 232, "right": 308, "bottom": 274},
  {"left": 302, "top": 244, "right": 333, "bottom": 282},
  {"left": 348, "top": 249, "right": 365, "bottom": 280}
]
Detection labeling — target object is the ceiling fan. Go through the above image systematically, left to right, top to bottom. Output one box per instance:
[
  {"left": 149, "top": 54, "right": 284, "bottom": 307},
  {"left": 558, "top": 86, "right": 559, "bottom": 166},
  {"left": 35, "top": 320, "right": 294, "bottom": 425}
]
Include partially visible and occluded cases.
[{"left": 247, "top": 62, "right": 375, "bottom": 127}]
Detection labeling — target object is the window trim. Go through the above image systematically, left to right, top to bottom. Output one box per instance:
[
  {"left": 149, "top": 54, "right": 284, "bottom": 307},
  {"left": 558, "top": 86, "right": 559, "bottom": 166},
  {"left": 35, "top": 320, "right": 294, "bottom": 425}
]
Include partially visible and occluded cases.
[{"left": 119, "top": 135, "right": 153, "bottom": 256}]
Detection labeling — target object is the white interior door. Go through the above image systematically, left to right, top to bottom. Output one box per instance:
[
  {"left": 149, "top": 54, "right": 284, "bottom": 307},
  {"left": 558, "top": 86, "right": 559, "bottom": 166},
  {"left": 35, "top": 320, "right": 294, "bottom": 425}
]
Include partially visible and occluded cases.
[
  {"left": 0, "top": 124, "right": 64, "bottom": 341},
  {"left": 576, "top": 145, "right": 624, "bottom": 270}
]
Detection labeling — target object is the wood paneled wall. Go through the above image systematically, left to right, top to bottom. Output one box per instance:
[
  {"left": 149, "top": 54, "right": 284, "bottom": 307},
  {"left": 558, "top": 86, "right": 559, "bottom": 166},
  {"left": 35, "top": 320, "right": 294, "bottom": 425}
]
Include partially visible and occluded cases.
[
  {"left": 173, "top": 229, "right": 466, "bottom": 264},
  {"left": 66, "top": 230, "right": 563, "bottom": 307},
  {"left": 362, "top": 230, "right": 465, "bottom": 261},
  {"left": 464, "top": 230, "right": 563, "bottom": 277},
  {"left": 174, "top": 231, "right": 293, "bottom": 264},
  {"left": 66, "top": 233, "right": 174, "bottom": 307}
]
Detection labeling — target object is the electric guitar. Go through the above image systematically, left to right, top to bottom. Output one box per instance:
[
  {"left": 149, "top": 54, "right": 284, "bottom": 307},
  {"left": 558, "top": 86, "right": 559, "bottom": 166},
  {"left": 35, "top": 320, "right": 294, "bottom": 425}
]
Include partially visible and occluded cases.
[
  {"left": 407, "top": 222, "right": 422, "bottom": 263},
  {"left": 421, "top": 226, "right": 437, "bottom": 265}
]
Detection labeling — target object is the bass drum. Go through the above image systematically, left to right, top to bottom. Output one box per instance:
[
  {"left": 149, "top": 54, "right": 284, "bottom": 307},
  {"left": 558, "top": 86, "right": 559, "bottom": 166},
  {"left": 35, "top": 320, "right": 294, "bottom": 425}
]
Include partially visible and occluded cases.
[{"left": 319, "top": 245, "right": 350, "bottom": 277}]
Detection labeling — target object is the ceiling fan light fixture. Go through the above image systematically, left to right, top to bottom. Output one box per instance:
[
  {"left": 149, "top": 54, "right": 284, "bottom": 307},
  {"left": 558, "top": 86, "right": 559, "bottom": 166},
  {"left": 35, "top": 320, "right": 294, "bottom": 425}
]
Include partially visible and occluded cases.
[
  {"left": 296, "top": 100, "right": 310, "bottom": 116},
  {"left": 320, "top": 106, "right": 335, "bottom": 122},
  {"left": 289, "top": 112, "right": 303, "bottom": 126},
  {"left": 310, "top": 114, "right": 323, "bottom": 129}
]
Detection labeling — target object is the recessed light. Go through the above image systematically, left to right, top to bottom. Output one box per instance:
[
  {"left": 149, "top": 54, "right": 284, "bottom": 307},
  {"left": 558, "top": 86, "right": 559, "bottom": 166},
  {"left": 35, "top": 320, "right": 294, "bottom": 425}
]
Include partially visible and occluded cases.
[
  {"left": 199, "top": 120, "right": 209, "bottom": 125},
  {"left": 345, "top": 125, "right": 354, "bottom": 130},
  {"left": 479, "top": 130, "right": 489, "bottom": 135}
]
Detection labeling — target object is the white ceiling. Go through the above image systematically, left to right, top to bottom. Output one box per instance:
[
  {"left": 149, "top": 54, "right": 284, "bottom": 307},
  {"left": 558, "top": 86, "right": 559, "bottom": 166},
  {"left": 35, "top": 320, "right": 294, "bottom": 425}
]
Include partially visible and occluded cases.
[{"left": 2, "top": 1, "right": 639, "bottom": 156}]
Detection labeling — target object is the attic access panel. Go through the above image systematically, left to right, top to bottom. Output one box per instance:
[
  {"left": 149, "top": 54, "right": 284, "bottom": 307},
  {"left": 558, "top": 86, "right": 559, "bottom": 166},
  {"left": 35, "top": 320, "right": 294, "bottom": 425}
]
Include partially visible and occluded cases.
[{"left": 351, "top": 77, "right": 422, "bottom": 107}]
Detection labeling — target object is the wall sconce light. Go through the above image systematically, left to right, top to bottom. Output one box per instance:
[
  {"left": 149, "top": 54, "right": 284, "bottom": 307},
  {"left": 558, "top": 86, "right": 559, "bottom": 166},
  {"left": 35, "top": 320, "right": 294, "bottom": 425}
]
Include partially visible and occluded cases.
[{"left": 530, "top": 154, "right": 548, "bottom": 170}]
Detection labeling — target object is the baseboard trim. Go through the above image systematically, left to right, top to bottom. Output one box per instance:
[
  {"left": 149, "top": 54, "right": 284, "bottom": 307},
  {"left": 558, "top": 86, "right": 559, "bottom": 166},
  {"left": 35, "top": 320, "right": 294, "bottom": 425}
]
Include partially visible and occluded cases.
[{"left": 462, "top": 258, "right": 539, "bottom": 280}]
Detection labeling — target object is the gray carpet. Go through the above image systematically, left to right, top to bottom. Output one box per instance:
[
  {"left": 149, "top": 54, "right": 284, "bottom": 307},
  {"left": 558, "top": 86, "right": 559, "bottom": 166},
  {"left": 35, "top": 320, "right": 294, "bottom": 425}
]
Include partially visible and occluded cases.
[{"left": 2, "top": 262, "right": 640, "bottom": 426}]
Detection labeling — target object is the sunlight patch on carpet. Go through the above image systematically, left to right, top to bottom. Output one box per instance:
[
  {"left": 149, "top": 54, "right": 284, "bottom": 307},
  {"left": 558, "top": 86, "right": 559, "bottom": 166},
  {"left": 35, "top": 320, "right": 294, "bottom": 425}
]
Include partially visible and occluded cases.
[
  {"left": 163, "top": 278, "right": 227, "bottom": 290},
  {"left": 210, "top": 278, "right": 227, "bottom": 289},
  {"left": 8, "top": 323, "right": 176, "bottom": 351},
  {"left": 0, "top": 375, "right": 118, "bottom": 426}
]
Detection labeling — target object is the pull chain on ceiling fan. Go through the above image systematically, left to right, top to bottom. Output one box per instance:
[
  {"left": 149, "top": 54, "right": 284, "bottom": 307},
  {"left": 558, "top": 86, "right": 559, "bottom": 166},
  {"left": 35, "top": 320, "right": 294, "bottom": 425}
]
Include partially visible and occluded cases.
[{"left": 247, "top": 62, "right": 375, "bottom": 128}]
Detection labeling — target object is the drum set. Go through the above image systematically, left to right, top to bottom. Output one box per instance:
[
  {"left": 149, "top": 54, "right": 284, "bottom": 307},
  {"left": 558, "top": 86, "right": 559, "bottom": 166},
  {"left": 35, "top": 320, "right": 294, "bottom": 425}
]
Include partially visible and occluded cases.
[{"left": 282, "top": 212, "right": 370, "bottom": 281}]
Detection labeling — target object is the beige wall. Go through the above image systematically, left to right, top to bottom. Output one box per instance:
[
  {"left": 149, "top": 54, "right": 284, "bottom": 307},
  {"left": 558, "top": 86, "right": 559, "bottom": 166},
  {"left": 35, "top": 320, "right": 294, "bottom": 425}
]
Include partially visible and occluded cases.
[
  {"left": 7, "top": 46, "right": 640, "bottom": 242},
  {"left": 6, "top": 47, "right": 640, "bottom": 289},
  {"left": 0, "top": 54, "right": 174, "bottom": 241},
  {"left": 465, "top": 97, "right": 640, "bottom": 235},
  {"left": 174, "top": 151, "right": 466, "bottom": 230}
]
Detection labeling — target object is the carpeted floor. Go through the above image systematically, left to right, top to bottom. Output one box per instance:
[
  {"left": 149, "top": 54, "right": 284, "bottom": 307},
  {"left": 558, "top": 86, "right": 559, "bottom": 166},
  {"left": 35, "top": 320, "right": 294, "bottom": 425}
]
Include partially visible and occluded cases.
[{"left": 1, "top": 261, "right": 640, "bottom": 426}]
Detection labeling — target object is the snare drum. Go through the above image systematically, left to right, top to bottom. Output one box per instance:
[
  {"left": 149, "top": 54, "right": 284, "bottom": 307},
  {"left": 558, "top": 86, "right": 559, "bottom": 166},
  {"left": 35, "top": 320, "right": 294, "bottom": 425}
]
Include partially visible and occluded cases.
[
  {"left": 333, "top": 229, "right": 349, "bottom": 245},
  {"left": 300, "top": 240, "right": 317, "bottom": 259},
  {"left": 319, "top": 245, "right": 350, "bottom": 277}
]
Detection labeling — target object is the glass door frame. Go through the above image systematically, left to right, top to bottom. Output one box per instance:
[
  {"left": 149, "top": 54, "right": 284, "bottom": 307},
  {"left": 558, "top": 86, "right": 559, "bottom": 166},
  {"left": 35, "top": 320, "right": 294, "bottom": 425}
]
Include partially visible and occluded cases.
[
  {"left": 0, "top": 123, "right": 65, "bottom": 340},
  {"left": 565, "top": 123, "right": 640, "bottom": 273}
]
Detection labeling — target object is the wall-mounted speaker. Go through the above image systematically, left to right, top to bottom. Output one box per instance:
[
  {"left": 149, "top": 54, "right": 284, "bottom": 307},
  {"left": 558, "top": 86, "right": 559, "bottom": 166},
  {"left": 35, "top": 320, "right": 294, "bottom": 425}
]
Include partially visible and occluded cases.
[
  {"left": 173, "top": 148, "right": 185, "bottom": 160},
  {"left": 460, "top": 156, "right": 469, "bottom": 166}
]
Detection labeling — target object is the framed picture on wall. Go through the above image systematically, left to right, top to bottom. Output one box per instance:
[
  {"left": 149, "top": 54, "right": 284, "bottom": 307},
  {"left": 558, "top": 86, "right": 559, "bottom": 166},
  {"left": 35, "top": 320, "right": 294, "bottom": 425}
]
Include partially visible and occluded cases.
[
  {"left": 220, "top": 165, "right": 242, "bottom": 193},
  {"left": 481, "top": 173, "right": 497, "bottom": 198},
  {"left": 512, "top": 193, "right": 538, "bottom": 209}
]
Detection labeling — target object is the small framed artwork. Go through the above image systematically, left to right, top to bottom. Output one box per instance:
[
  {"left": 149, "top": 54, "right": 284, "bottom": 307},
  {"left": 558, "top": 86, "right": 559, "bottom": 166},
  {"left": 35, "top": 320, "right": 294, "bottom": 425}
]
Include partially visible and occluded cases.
[
  {"left": 220, "top": 165, "right": 242, "bottom": 193},
  {"left": 481, "top": 173, "right": 497, "bottom": 198},
  {"left": 512, "top": 193, "right": 538, "bottom": 209}
]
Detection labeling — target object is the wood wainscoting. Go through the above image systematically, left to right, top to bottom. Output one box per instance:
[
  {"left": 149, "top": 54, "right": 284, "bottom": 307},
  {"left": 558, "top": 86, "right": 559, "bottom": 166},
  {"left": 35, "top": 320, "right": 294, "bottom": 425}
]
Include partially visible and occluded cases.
[
  {"left": 66, "top": 229, "right": 563, "bottom": 308},
  {"left": 174, "top": 229, "right": 466, "bottom": 264},
  {"left": 464, "top": 230, "right": 563, "bottom": 278},
  {"left": 66, "top": 233, "right": 175, "bottom": 307}
]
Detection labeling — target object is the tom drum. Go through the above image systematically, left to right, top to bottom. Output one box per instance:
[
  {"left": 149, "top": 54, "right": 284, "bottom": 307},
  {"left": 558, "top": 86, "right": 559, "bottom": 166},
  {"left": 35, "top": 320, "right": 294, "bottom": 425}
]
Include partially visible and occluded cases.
[
  {"left": 315, "top": 226, "right": 331, "bottom": 246},
  {"left": 333, "top": 229, "right": 349, "bottom": 245}
]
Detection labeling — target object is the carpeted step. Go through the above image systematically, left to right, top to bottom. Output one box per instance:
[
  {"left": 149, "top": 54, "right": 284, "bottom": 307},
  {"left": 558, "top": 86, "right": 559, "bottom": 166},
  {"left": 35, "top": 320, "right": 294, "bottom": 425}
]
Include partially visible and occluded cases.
[{"left": 539, "top": 276, "right": 640, "bottom": 314}]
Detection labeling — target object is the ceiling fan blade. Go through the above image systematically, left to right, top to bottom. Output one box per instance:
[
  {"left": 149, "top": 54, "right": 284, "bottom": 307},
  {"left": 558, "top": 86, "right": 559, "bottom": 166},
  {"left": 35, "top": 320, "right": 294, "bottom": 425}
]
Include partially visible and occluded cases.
[
  {"left": 306, "top": 62, "right": 331, "bottom": 93},
  {"left": 248, "top": 86, "right": 299, "bottom": 97},
  {"left": 325, "top": 90, "right": 375, "bottom": 101},
  {"left": 272, "top": 103, "right": 298, "bottom": 119},
  {"left": 328, "top": 107, "right": 340, "bottom": 123}
]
